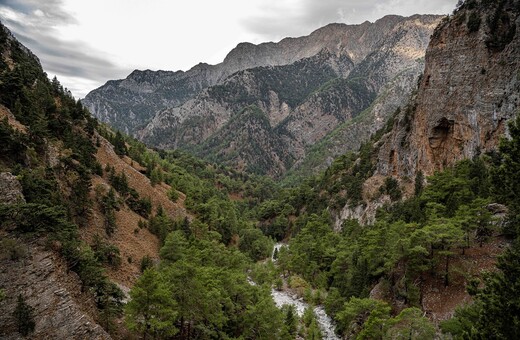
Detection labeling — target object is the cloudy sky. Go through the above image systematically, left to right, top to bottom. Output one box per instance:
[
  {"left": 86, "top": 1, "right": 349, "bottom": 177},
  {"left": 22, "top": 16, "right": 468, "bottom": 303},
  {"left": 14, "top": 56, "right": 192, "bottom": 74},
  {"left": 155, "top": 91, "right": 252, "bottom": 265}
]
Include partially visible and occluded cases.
[{"left": 0, "top": 0, "right": 457, "bottom": 98}]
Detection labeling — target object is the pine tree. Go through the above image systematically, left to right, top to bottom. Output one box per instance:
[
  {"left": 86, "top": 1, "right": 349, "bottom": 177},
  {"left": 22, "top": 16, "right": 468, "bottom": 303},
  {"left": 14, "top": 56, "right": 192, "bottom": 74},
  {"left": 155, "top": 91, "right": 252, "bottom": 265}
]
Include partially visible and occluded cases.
[
  {"left": 113, "top": 131, "right": 127, "bottom": 156},
  {"left": 125, "top": 269, "right": 178, "bottom": 339},
  {"left": 13, "top": 294, "right": 35, "bottom": 336}
]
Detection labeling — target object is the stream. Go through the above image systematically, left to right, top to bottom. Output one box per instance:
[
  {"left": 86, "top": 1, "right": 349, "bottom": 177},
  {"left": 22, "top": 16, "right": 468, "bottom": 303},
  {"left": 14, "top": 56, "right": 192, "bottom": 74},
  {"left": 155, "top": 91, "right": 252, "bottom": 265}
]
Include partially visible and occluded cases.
[{"left": 270, "top": 243, "right": 340, "bottom": 340}]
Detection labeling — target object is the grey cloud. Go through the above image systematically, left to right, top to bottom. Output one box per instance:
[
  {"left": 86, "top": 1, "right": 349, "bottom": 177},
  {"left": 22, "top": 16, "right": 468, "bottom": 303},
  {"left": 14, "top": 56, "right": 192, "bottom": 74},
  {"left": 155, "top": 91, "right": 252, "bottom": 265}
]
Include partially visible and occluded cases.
[
  {"left": 0, "top": 0, "right": 129, "bottom": 97},
  {"left": 243, "top": 0, "right": 458, "bottom": 40}
]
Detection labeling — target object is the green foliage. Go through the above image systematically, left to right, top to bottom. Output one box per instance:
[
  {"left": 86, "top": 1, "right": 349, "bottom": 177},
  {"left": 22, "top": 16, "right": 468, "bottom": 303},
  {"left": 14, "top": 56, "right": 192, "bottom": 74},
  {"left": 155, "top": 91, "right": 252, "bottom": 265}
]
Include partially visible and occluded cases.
[
  {"left": 484, "top": 0, "right": 517, "bottom": 51},
  {"left": 467, "top": 12, "right": 482, "bottom": 32},
  {"left": 493, "top": 113, "right": 520, "bottom": 237},
  {"left": 112, "top": 130, "right": 128, "bottom": 156},
  {"left": 107, "top": 168, "right": 151, "bottom": 218},
  {"left": 414, "top": 171, "right": 424, "bottom": 196},
  {"left": 380, "top": 176, "right": 402, "bottom": 201},
  {"left": 100, "top": 188, "right": 119, "bottom": 236},
  {"left": 238, "top": 227, "right": 273, "bottom": 261},
  {"left": 91, "top": 234, "right": 122, "bottom": 268},
  {"left": 0, "top": 237, "right": 27, "bottom": 261},
  {"left": 474, "top": 242, "right": 520, "bottom": 338},
  {"left": 140, "top": 255, "right": 154, "bottom": 273},
  {"left": 125, "top": 268, "right": 178, "bottom": 338},
  {"left": 13, "top": 294, "right": 35, "bottom": 336},
  {"left": 336, "top": 297, "right": 391, "bottom": 339},
  {"left": 440, "top": 303, "right": 481, "bottom": 338},
  {"left": 281, "top": 305, "right": 299, "bottom": 336},
  {"left": 385, "top": 307, "right": 435, "bottom": 339}
]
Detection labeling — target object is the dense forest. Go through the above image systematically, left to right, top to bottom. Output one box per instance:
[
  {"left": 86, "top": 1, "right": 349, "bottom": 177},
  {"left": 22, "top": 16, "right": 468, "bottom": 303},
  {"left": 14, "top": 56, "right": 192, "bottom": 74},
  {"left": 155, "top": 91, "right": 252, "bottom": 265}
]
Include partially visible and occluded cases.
[{"left": 1, "top": 0, "right": 520, "bottom": 338}]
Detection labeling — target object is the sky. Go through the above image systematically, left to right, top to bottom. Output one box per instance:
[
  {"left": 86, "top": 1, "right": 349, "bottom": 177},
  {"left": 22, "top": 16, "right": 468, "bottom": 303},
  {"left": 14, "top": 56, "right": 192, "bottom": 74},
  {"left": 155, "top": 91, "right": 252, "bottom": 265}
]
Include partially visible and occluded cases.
[{"left": 0, "top": 0, "right": 457, "bottom": 98}]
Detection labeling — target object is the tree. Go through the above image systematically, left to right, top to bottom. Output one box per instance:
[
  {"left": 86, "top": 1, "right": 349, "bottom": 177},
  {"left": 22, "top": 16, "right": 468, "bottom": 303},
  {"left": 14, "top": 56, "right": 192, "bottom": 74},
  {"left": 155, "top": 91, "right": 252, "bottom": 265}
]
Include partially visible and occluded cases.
[
  {"left": 493, "top": 114, "right": 520, "bottom": 237},
  {"left": 113, "top": 131, "right": 127, "bottom": 156},
  {"left": 150, "top": 167, "right": 163, "bottom": 186},
  {"left": 414, "top": 171, "right": 424, "bottom": 196},
  {"left": 101, "top": 188, "right": 119, "bottom": 236},
  {"left": 424, "top": 220, "right": 464, "bottom": 286},
  {"left": 160, "top": 231, "right": 188, "bottom": 264},
  {"left": 473, "top": 242, "right": 520, "bottom": 338},
  {"left": 125, "top": 268, "right": 178, "bottom": 339},
  {"left": 13, "top": 294, "right": 35, "bottom": 336},
  {"left": 336, "top": 298, "right": 391, "bottom": 339},
  {"left": 282, "top": 305, "right": 298, "bottom": 336},
  {"left": 385, "top": 307, "right": 435, "bottom": 339}
]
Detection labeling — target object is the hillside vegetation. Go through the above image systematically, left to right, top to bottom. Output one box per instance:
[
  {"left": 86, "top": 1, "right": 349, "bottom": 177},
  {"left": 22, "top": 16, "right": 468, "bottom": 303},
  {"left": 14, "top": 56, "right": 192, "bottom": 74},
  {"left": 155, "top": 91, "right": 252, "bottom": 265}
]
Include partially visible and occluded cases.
[{"left": 1, "top": 0, "right": 520, "bottom": 339}]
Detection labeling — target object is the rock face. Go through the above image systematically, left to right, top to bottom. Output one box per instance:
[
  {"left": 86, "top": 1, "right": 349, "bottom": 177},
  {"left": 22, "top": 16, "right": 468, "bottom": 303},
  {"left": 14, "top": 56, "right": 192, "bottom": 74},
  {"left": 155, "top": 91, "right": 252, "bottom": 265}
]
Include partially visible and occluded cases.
[
  {"left": 335, "top": 0, "right": 520, "bottom": 226},
  {"left": 376, "top": 0, "right": 520, "bottom": 178},
  {"left": 132, "top": 15, "right": 442, "bottom": 176},
  {"left": 0, "top": 172, "right": 25, "bottom": 204},
  {"left": 0, "top": 244, "right": 111, "bottom": 339}
]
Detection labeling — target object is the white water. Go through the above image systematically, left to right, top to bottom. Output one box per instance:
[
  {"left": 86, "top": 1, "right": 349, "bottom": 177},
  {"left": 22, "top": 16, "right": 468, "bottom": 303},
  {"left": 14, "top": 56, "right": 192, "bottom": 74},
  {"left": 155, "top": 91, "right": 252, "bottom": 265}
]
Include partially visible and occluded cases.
[{"left": 269, "top": 243, "right": 340, "bottom": 340}]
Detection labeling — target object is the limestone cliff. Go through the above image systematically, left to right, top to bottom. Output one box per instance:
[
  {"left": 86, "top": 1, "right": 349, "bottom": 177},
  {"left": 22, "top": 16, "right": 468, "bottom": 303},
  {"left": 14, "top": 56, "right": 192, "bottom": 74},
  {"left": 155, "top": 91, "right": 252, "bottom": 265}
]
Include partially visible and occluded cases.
[
  {"left": 336, "top": 0, "right": 520, "bottom": 225},
  {"left": 377, "top": 0, "right": 520, "bottom": 179},
  {"left": 83, "top": 15, "right": 424, "bottom": 135}
]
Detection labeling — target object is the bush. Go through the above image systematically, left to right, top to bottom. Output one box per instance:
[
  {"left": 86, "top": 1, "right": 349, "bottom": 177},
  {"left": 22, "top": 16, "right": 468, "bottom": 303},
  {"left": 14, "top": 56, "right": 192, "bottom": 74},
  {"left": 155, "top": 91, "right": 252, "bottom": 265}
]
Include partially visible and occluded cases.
[
  {"left": 467, "top": 12, "right": 481, "bottom": 32},
  {"left": 0, "top": 238, "right": 27, "bottom": 261},
  {"left": 140, "top": 255, "right": 154, "bottom": 272},
  {"left": 13, "top": 294, "right": 35, "bottom": 336}
]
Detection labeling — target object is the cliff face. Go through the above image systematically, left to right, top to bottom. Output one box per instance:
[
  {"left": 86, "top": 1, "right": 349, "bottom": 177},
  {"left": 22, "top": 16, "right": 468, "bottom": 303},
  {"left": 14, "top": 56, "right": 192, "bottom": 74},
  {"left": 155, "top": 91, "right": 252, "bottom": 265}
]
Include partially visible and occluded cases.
[
  {"left": 334, "top": 0, "right": 520, "bottom": 225},
  {"left": 376, "top": 0, "right": 520, "bottom": 179},
  {"left": 138, "top": 15, "right": 441, "bottom": 176}
]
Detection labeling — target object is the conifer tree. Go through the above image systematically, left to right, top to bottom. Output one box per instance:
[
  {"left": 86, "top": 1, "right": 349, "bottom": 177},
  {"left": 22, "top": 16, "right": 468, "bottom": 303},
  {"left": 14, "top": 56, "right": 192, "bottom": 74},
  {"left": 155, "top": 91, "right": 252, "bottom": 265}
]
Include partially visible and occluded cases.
[{"left": 13, "top": 294, "right": 35, "bottom": 336}]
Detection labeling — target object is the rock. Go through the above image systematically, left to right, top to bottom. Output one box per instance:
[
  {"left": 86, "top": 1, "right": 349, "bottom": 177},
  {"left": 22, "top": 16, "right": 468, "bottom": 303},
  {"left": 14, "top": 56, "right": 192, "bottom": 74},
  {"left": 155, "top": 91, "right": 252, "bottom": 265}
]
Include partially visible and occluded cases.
[
  {"left": 376, "top": 1, "right": 520, "bottom": 179},
  {"left": 136, "top": 15, "right": 442, "bottom": 177},
  {"left": 0, "top": 172, "right": 25, "bottom": 204},
  {"left": 487, "top": 203, "right": 508, "bottom": 215},
  {"left": 0, "top": 245, "right": 111, "bottom": 339}
]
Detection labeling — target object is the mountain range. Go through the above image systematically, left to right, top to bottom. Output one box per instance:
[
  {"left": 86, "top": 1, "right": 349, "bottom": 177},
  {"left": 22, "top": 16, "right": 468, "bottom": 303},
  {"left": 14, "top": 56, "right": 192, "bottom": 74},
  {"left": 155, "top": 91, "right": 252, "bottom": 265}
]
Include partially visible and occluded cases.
[{"left": 84, "top": 14, "right": 442, "bottom": 177}]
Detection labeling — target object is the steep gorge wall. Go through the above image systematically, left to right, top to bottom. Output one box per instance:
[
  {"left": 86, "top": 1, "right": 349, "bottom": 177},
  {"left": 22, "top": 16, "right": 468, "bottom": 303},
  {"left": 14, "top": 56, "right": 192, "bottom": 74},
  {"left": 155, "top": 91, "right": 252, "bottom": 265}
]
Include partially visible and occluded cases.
[
  {"left": 336, "top": 0, "right": 520, "bottom": 225},
  {"left": 377, "top": 0, "right": 520, "bottom": 178}
]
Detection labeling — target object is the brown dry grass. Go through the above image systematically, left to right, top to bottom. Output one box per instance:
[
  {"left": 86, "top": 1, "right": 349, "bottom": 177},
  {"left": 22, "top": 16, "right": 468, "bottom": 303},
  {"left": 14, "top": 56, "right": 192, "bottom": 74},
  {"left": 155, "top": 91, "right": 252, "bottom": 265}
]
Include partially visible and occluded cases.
[{"left": 80, "top": 134, "right": 191, "bottom": 288}]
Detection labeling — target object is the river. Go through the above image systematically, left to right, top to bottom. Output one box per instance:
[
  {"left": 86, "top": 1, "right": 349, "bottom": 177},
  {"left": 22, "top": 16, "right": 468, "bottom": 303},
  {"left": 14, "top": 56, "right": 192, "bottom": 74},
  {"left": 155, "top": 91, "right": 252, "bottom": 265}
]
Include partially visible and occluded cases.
[{"left": 270, "top": 244, "right": 340, "bottom": 340}]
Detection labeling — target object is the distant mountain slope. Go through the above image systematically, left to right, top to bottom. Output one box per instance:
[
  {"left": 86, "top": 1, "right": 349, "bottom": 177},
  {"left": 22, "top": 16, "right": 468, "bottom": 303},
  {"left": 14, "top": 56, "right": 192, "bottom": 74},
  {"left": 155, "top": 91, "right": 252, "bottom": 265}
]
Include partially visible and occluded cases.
[
  {"left": 82, "top": 15, "right": 418, "bottom": 135},
  {"left": 139, "top": 15, "right": 441, "bottom": 176}
]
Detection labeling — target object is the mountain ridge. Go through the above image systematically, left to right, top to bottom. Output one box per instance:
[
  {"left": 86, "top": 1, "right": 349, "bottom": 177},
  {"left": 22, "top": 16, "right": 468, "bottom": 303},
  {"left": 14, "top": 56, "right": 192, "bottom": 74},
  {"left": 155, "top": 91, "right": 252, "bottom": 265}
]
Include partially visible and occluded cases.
[{"left": 83, "top": 15, "right": 441, "bottom": 145}]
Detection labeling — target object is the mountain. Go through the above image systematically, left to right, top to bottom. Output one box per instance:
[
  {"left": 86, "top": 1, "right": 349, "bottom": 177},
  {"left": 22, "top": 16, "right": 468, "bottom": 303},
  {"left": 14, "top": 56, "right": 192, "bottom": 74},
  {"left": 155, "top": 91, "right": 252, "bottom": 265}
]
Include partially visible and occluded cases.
[
  {"left": 335, "top": 0, "right": 520, "bottom": 224},
  {"left": 375, "top": 0, "right": 520, "bottom": 178},
  {"left": 83, "top": 15, "right": 423, "bottom": 135},
  {"left": 85, "top": 15, "right": 442, "bottom": 177},
  {"left": 0, "top": 21, "right": 280, "bottom": 339}
]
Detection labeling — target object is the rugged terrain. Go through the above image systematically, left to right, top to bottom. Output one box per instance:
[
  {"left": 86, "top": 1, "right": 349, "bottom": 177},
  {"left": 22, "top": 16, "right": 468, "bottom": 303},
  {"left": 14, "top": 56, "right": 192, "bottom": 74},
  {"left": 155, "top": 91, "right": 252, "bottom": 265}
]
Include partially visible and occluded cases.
[
  {"left": 335, "top": 0, "right": 520, "bottom": 224},
  {"left": 376, "top": 0, "right": 520, "bottom": 179},
  {"left": 86, "top": 15, "right": 442, "bottom": 177}
]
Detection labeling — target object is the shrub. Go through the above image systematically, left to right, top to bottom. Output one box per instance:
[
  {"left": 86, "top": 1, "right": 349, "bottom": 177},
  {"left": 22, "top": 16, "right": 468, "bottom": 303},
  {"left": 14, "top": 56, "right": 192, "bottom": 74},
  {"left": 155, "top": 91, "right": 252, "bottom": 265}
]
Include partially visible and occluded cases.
[
  {"left": 467, "top": 12, "right": 481, "bottom": 32},
  {"left": 13, "top": 295, "right": 35, "bottom": 336}
]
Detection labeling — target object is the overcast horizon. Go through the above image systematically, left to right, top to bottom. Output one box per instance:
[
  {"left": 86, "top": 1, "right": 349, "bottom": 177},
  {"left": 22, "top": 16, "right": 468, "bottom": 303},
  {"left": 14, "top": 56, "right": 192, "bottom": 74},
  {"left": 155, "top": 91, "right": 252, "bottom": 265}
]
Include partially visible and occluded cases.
[{"left": 0, "top": 0, "right": 457, "bottom": 98}]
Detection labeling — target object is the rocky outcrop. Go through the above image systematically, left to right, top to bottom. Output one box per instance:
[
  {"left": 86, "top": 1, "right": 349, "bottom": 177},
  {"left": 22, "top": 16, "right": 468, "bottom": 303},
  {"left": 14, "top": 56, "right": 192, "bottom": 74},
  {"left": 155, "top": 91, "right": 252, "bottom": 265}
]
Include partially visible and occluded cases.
[
  {"left": 334, "top": 0, "right": 520, "bottom": 226},
  {"left": 376, "top": 0, "right": 520, "bottom": 179},
  {"left": 0, "top": 172, "right": 25, "bottom": 204},
  {"left": 0, "top": 243, "right": 110, "bottom": 339}
]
